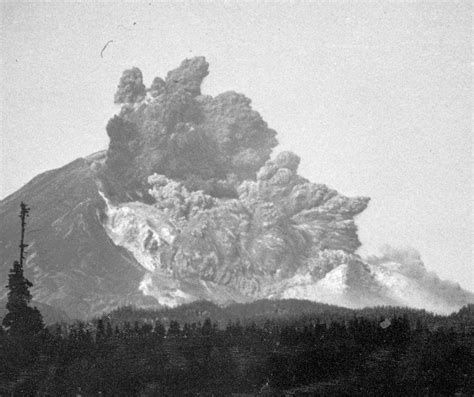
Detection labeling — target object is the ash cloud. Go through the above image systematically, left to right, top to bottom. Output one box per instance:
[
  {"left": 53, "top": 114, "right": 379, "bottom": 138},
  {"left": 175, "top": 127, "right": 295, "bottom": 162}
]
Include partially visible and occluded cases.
[
  {"left": 101, "top": 56, "right": 277, "bottom": 200},
  {"left": 97, "top": 57, "right": 473, "bottom": 314},
  {"left": 114, "top": 67, "right": 146, "bottom": 104},
  {"left": 142, "top": 151, "right": 368, "bottom": 289},
  {"left": 364, "top": 246, "right": 473, "bottom": 314}
]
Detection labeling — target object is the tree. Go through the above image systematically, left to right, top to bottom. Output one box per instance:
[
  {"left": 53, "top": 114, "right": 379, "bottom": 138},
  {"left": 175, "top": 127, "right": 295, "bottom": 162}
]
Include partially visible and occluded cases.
[
  {"left": 2, "top": 202, "right": 43, "bottom": 336},
  {"left": 96, "top": 319, "right": 105, "bottom": 340},
  {"left": 167, "top": 320, "right": 181, "bottom": 337}
]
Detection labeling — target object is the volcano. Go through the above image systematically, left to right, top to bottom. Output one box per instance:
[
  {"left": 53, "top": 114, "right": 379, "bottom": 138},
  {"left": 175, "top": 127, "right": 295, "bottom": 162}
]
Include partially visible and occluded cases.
[{"left": 1, "top": 57, "right": 472, "bottom": 319}]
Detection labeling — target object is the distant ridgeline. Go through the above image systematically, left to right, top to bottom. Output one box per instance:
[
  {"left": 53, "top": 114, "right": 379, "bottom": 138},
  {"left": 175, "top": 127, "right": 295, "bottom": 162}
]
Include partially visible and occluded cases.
[
  {"left": 0, "top": 57, "right": 472, "bottom": 319},
  {"left": 99, "top": 299, "right": 474, "bottom": 332}
]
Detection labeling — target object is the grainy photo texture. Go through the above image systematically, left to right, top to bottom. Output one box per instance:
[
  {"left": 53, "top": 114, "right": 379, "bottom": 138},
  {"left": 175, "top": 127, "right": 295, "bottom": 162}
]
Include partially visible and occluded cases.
[{"left": 0, "top": 1, "right": 472, "bottom": 395}]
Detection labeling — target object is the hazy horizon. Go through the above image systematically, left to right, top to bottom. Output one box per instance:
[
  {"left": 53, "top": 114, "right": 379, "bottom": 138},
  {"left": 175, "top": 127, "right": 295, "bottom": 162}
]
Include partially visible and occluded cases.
[{"left": 1, "top": 1, "right": 472, "bottom": 290}]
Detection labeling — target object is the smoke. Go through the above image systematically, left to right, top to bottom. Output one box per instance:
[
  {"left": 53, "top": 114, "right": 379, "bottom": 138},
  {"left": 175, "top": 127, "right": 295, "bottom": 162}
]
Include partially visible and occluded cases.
[
  {"left": 101, "top": 56, "right": 278, "bottom": 200},
  {"left": 164, "top": 56, "right": 209, "bottom": 96},
  {"left": 97, "top": 57, "right": 473, "bottom": 314},
  {"left": 114, "top": 67, "right": 146, "bottom": 104},
  {"left": 366, "top": 245, "right": 426, "bottom": 279},
  {"left": 365, "top": 246, "right": 473, "bottom": 314}
]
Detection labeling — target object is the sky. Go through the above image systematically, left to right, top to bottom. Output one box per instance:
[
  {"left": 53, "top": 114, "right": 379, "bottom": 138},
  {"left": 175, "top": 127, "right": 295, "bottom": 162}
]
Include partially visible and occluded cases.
[{"left": 0, "top": 1, "right": 472, "bottom": 290}]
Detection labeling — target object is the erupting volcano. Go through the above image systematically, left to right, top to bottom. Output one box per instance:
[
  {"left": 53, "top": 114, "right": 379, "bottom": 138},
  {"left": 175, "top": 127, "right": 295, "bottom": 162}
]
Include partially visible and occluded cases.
[{"left": 0, "top": 57, "right": 472, "bottom": 319}]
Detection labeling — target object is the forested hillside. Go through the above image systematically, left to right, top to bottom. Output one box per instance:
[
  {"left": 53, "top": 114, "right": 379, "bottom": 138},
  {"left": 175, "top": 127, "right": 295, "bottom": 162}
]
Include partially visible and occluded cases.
[{"left": 1, "top": 302, "right": 472, "bottom": 395}]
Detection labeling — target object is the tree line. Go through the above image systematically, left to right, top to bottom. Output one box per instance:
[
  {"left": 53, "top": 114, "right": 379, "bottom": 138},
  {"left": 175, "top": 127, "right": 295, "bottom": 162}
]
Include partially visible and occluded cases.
[{"left": 1, "top": 307, "right": 473, "bottom": 395}]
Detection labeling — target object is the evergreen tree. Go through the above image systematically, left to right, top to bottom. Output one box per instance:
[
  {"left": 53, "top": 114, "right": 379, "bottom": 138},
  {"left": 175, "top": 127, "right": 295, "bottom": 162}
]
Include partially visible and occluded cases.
[
  {"left": 2, "top": 202, "right": 43, "bottom": 336},
  {"left": 96, "top": 319, "right": 105, "bottom": 340},
  {"left": 106, "top": 320, "right": 113, "bottom": 338},
  {"left": 167, "top": 320, "right": 181, "bottom": 337},
  {"left": 154, "top": 321, "right": 166, "bottom": 340}
]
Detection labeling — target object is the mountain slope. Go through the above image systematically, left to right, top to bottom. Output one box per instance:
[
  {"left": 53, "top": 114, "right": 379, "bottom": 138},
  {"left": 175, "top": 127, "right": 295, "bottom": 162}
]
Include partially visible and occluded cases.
[{"left": 0, "top": 152, "right": 153, "bottom": 319}]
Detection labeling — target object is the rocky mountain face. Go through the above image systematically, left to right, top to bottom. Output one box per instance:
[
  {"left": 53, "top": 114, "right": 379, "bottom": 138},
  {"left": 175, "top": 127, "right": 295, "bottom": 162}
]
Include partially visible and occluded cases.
[
  {"left": 1, "top": 57, "right": 472, "bottom": 319},
  {"left": 0, "top": 154, "right": 157, "bottom": 319}
]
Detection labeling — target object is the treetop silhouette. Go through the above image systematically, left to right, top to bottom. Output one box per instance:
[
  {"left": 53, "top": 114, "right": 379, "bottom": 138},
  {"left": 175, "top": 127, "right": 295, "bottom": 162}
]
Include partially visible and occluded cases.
[{"left": 2, "top": 202, "right": 43, "bottom": 336}]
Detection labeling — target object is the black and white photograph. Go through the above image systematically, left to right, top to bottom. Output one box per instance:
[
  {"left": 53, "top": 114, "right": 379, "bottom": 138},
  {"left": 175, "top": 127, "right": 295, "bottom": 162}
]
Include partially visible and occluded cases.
[{"left": 0, "top": 1, "right": 472, "bottom": 395}]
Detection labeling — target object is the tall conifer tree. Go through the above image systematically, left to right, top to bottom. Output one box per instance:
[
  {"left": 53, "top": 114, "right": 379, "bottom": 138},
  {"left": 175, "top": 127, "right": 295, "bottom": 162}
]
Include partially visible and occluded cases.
[{"left": 2, "top": 202, "right": 43, "bottom": 336}]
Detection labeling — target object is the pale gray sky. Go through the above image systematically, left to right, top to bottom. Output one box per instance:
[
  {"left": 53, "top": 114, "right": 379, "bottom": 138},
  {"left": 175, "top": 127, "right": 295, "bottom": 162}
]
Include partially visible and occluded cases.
[{"left": 1, "top": 1, "right": 472, "bottom": 289}]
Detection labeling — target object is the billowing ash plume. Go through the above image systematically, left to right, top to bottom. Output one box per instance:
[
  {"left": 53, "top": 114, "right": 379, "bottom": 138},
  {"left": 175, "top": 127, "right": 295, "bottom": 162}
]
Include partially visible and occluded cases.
[
  {"left": 101, "top": 56, "right": 277, "bottom": 201},
  {"left": 98, "top": 57, "right": 473, "bottom": 314},
  {"left": 114, "top": 67, "right": 146, "bottom": 104},
  {"left": 143, "top": 150, "right": 368, "bottom": 280},
  {"left": 363, "top": 246, "right": 472, "bottom": 314}
]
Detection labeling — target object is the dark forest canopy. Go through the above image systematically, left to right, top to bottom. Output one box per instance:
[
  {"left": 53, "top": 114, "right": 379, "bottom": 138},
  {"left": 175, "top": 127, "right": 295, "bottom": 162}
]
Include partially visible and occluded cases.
[{"left": 1, "top": 301, "right": 473, "bottom": 395}]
